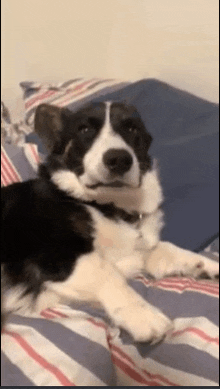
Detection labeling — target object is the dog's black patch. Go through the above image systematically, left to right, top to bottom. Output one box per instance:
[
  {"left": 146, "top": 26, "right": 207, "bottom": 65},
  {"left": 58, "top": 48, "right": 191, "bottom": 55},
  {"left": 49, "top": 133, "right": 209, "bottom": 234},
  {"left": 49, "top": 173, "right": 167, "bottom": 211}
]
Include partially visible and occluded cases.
[
  {"left": 34, "top": 102, "right": 107, "bottom": 177},
  {"left": 1, "top": 179, "right": 94, "bottom": 295},
  {"left": 85, "top": 201, "right": 141, "bottom": 224}
]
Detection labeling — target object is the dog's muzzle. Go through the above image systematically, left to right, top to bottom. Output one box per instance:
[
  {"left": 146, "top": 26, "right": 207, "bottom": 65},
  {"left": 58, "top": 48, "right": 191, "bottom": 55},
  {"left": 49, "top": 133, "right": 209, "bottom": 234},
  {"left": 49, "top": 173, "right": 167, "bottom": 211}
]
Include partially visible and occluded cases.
[{"left": 103, "top": 148, "right": 133, "bottom": 176}]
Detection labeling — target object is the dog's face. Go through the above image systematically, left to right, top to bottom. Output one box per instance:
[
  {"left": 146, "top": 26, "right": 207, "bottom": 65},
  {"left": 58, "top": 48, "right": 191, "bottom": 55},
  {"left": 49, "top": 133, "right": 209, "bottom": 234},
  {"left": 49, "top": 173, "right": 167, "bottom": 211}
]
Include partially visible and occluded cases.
[{"left": 35, "top": 102, "right": 152, "bottom": 190}]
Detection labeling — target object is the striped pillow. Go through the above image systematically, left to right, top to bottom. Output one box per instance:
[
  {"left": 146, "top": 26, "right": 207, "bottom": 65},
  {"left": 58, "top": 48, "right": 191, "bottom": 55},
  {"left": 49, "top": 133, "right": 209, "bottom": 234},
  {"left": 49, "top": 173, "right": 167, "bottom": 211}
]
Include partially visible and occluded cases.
[
  {"left": 20, "top": 78, "right": 130, "bottom": 130},
  {"left": 1, "top": 100, "right": 43, "bottom": 185},
  {"left": 1, "top": 143, "right": 40, "bottom": 187}
]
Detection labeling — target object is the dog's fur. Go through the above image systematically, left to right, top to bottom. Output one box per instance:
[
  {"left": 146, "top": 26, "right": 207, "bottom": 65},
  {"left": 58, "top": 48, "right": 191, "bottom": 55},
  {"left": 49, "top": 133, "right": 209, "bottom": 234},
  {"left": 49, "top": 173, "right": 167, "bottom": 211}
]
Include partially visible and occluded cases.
[{"left": 1, "top": 102, "right": 219, "bottom": 341}]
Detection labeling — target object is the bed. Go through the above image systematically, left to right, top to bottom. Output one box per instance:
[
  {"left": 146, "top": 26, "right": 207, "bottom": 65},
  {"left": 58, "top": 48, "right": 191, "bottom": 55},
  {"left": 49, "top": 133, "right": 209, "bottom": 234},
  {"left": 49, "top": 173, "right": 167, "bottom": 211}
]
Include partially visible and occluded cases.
[{"left": 1, "top": 78, "right": 219, "bottom": 386}]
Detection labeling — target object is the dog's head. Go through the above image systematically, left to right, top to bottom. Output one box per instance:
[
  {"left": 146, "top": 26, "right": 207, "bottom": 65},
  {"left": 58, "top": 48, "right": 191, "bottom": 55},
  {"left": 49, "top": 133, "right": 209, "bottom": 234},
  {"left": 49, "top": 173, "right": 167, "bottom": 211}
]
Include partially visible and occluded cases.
[
  {"left": 35, "top": 101, "right": 152, "bottom": 184},
  {"left": 35, "top": 102, "right": 160, "bottom": 210}
]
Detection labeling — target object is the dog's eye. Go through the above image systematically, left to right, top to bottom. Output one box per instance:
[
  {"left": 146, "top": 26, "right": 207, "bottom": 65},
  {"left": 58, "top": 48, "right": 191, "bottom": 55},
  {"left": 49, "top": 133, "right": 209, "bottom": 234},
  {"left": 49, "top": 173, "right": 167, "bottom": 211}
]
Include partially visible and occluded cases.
[
  {"left": 78, "top": 125, "right": 90, "bottom": 134},
  {"left": 128, "top": 127, "right": 138, "bottom": 134}
]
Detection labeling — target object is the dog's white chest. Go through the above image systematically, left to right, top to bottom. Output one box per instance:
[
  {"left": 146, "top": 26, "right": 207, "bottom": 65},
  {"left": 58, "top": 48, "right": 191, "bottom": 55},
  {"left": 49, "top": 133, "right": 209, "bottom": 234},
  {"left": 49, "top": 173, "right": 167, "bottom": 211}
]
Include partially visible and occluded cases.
[
  {"left": 87, "top": 206, "right": 163, "bottom": 277},
  {"left": 88, "top": 206, "right": 140, "bottom": 258}
]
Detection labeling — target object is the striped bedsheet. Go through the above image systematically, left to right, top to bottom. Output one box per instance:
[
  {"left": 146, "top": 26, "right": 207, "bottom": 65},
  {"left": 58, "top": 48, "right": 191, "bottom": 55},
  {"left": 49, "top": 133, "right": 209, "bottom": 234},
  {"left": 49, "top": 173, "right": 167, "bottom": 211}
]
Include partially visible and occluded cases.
[
  {"left": 1, "top": 80, "right": 219, "bottom": 385},
  {"left": 1, "top": 271, "right": 219, "bottom": 386}
]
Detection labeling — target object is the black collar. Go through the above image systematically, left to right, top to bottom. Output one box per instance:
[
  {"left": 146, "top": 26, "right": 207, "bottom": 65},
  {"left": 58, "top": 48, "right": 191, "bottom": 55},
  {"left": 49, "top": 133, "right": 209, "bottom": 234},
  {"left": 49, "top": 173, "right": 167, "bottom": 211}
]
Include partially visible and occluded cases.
[{"left": 85, "top": 200, "right": 143, "bottom": 225}]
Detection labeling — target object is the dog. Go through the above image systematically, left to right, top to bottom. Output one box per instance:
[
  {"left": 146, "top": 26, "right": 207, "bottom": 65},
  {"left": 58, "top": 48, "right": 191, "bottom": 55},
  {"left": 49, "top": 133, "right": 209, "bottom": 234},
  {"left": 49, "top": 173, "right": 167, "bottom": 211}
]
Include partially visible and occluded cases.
[{"left": 1, "top": 101, "right": 219, "bottom": 342}]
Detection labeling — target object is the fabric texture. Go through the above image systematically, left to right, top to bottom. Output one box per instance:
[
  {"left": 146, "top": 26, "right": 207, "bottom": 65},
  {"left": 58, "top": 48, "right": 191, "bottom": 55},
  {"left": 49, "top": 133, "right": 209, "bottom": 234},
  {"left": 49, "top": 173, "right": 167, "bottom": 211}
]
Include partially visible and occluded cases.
[
  {"left": 1, "top": 79, "right": 219, "bottom": 386},
  {"left": 1, "top": 256, "right": 219, "bottom": 386}
]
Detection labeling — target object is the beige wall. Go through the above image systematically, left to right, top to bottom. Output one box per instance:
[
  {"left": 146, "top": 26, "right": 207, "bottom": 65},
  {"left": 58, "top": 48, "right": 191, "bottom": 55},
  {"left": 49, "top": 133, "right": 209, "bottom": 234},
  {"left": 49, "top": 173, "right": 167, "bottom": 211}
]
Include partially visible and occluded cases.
[{"left": 1, "top": 0, "right": 219, "bottom": 115}]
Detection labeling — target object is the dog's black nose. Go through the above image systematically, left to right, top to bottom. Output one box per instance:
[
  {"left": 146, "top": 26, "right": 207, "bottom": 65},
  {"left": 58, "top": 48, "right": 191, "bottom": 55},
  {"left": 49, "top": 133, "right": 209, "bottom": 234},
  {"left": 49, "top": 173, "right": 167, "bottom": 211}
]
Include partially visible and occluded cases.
[{"left": 103, "top": 149, "right": 133, "bottom": 175}]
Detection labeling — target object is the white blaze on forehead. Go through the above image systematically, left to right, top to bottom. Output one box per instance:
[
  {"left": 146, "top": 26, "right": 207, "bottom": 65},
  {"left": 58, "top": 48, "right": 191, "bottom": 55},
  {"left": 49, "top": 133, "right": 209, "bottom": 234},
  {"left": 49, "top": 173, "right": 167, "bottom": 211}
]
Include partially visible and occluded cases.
[
  {"left": 80, "top": 101, "right": 140, "bottom": 187},
  {"left": 96, "top": 101, "right": 114, "bottom": 140},
  {"left": 105, "top": 101, "right": 112, "bottom": 126}
]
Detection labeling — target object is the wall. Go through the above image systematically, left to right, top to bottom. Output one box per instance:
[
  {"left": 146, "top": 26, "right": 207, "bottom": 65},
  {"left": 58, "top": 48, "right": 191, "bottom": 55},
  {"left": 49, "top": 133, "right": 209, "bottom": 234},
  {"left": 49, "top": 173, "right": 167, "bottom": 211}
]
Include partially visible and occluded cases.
[{"left": 1, "top": 0, "right": 219, "bottom": 117}]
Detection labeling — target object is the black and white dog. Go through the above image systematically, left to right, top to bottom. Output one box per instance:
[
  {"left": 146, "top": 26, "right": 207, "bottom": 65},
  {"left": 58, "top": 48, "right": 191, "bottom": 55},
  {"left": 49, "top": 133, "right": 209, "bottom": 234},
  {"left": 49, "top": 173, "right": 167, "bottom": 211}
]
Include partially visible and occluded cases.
[{"left": 1, "top": 102, "right": 219, "bottom": 342}]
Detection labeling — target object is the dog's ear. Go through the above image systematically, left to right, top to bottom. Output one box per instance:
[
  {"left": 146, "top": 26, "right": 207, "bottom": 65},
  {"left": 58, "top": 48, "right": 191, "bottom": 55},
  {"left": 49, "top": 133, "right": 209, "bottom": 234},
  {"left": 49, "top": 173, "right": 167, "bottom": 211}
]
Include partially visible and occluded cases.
[
  {"left": 34, "top": 104, "right": 69, "bottom": 152},
  {"left": 145, "top": 132, "right": 153, "bottom": 150}
]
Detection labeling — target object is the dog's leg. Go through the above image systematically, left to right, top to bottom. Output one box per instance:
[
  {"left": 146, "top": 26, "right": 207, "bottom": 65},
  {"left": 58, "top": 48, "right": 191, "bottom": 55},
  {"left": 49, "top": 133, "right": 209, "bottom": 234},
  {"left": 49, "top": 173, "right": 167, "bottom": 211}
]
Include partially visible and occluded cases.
[
  {"left": 144, "top": 241, "right": 219, "bottom": 280},
  {"left": 47, "top": 252, "right": 173, "bottom": 343},
  {"left": 112, "top": 253, "right": 145, "bottom": 279}
]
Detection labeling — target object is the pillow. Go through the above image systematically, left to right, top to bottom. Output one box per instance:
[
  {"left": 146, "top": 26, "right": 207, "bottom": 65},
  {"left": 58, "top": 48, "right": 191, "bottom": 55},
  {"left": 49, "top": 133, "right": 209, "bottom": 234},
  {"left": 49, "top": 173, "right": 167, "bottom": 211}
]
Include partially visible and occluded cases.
[
  {"left": 20, "top": 78, "right": 219, "bottom": 252},
  {"left": 20, "top": 78, "right": 130, "bottom": 129},
  {"left": 1, "top": 101, "right": 38, "bottom": 187},
  {"left": 1, "top": 143, "right": 38, "bottom": 187}
]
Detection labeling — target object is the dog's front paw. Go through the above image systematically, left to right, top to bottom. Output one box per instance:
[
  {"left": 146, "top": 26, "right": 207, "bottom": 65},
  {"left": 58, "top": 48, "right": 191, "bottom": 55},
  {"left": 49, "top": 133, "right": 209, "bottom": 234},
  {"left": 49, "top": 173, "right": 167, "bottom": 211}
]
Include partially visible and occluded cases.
[
  {"left": 145, "top": 242, "right": 219, "bottom": 281},
  {"left": 193, "top": 255, "right": 219, "bottom": 281},
  {"left": 113, "top": 302, "right": 173, "bottom": 343}
]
